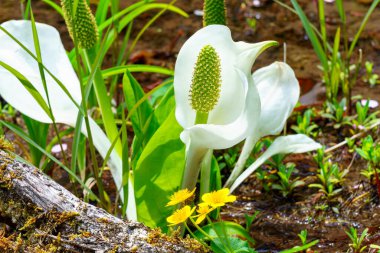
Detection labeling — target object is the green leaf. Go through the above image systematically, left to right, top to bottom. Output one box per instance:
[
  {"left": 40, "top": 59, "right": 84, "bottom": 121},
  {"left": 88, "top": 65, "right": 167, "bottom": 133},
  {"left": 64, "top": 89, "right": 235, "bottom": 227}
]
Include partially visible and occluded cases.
[
  {"left": 42, "top": 0, "right": 64, "bottom": 16},
  {"left": 290, "top": 0, "right": 328, "bottom": 71},
  {"left": 348, "top": 0, "right": 380, "bottom": 58},
  {"left": 117, "top": 4, "right": 188, "bottom": 32},
  {"left": 99, "top": 64, "right": 174, "bottom": 80},
  {"left": 123, "top": 71, "right": 159, "bottom": 152},
  {"left": 134, "top": 110, "right": 185, "bottom": 229},
  {"left": 22, "top": 115, "right": 49, "bottom": 166},
  {"left": 194, "top": 221, "right": 256, "bottom": 246},
  {"left": 211, "top": 237, "right": 257, "bottom": 253},
  {"left": 279, "top": 240, "right": 319, "bottom": 253}
]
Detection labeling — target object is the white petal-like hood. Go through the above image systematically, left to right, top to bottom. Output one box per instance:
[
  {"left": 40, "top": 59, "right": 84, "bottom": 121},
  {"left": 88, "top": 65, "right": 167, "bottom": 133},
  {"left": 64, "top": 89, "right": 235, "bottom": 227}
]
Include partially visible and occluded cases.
[{"left": 254, "top": 61, "right": 299, "bottom": 136}]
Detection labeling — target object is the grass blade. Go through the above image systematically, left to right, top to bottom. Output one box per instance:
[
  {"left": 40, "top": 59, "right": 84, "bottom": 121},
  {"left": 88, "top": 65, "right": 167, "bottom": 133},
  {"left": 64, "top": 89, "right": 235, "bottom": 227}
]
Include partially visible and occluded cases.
[
  {"left": 42, "top": 0, "right": 64, "bottom": 16},
  {"left": 290, "top": 0, "right": 328, "bottom": 71},
  {"left": 348, "top": 0, "right": 380, "bottom": 58},
  {"left": 0, "top": 61, "right": 52, "bottom": 118}
]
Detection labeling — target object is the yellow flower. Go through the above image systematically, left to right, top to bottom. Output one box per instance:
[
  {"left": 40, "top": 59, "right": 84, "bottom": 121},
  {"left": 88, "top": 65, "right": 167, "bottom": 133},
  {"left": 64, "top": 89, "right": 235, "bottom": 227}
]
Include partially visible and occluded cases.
[
  {"left": 166, "top": 188, "right": 196, "bottom": 206},
  {"left": 201, "top": 188, "right": 236, "bottom": 208},
  {"left": 194, "top": 204, "right": 214, "bottom": 224},
  {"left": 167, "top": 205, "right": 195, "bottom": 226}
]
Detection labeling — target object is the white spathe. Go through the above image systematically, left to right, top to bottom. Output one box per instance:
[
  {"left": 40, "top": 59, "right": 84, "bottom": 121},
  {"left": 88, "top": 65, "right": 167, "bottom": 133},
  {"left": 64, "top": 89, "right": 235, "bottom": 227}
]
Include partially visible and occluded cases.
[
  {"left": 0, "top": 20, "right": 136, "bottom": 220},
  {"left": 173, "top": 24, "right": 277, "bottom": 189},
  {"left": 224, "top": 61, "right": 306, "bottom": 188},
  {"left": 255, "top": 62, "right": 300, "bottom": 136}
]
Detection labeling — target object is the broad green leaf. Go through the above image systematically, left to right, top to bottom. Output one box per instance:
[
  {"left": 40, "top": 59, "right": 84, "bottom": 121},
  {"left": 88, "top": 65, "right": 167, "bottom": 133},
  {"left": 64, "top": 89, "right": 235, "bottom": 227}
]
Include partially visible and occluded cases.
[
  {"left": 123, "top": 70, "right": 159, "bottom": 147},
  {"left": 134, "top": 110, "right": 185, "bottom": 229},
  {"left": 194, "top": 221, "right": 256, "bottom": 246},
  {"left": 211, "top": 237, "right": 257, "bottom": 253}
]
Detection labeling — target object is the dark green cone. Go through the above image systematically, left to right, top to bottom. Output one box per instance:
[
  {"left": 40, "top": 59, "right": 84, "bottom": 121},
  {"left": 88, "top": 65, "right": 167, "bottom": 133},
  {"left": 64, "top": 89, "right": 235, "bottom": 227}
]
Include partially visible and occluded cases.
[
  {"left": 61, "top": 0, "right": 98, "bottom": 49},
  {"left": 203, "top": 0, "right": 227, "bottom": 26}
]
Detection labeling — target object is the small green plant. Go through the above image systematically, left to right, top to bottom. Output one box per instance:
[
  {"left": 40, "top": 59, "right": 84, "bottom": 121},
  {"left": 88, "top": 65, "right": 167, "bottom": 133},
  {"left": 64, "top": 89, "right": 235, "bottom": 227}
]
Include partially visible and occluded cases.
[
  {"left": 363, "top": 61, "right": 379, "bottom": 87},
  {"left": 321, "top": 98, "right": 352, "bottom": 129},
  {"left": 352, "top": 100, "right": 380, "bottom": 131},
  {"left": 0, "top": 103, "right": 16, "bottom": 118},
  {"left": 291, "top": 109, "right": 319, "bottom": 137},
  {"left": 355, "top": 135, "right": 380, "bottom": 196},
  {"left": 346, "top": 137, "right": 356, "bottom": 153},
  {"left": 217, "top": 147, "right": 240, "bottom": 171},
  {"left": 313, "top": 147, "right": 330, "bottom": 168},
  {"left": 309, "top": 161, "right": 347, "bottom": 198},
  {"left": 272, "top": 163, "right": 305, "bottom": 197},
  {"left": 256, "top": 168, "right": 277, "bottom": 192},
  {"left": 244, "top": 211, "right": 260, "bottom": 232},
  {"left": 346, "top": 227, "right": 368, "bottom": 253},
  {"left": 278, "top": 229, "right": 319, "bottom": 253}
]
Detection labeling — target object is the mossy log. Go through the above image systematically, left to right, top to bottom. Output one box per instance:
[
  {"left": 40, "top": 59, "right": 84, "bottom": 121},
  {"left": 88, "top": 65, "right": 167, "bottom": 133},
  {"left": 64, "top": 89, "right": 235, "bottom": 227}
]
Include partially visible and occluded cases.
[{"left": 0, "top": 150, "right": 206, "bottom": 252}]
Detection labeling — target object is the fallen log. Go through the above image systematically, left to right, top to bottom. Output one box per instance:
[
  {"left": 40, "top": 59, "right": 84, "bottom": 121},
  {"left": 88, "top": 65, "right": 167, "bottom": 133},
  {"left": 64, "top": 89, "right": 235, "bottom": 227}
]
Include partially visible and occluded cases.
[{"left": 0, "top": 150, "right": 206, "bottom": 252}]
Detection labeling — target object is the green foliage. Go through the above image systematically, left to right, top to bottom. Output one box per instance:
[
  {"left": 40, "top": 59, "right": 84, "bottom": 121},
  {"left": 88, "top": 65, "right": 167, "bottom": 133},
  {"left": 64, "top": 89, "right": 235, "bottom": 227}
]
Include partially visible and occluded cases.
[
  {"left": 61, "top": 0, "right": 98, "bottom": 49},
  {"left": 203, "top": 0, "right": 226, "bottom": 26},
  {"left": 363, "top": 61, "right": 379, "bottom": 87},
  {"left": 321, "top": 98, "right": 353, "bottom": 129},
  {"left": 352, "top": 100, "right": 380, "bottom": 130},
  {"left": 291, "top": 109, "right": 319, "bottom": 137},
  {"left": 134, "top": 110, "right": 185, "bottom": 229},
  {"left": 22, "top": 115, "right": 49, "bottom": 167},
  {"left": 356, "top": 135, "right": 380, "bottom": 184},
  {"left": 309, "top": 154, "right": 347, "bottom": 198},
  {"left": 272, "top": 163, "right": 305, "bottom": 197},
  {"left": 256, "top": 168, "right": 277, "bottom": 192},
  {"left": 244, "top": 211, "right": 259, "bottom": 232},
  {"left": 194, "top": 221, "right": 257, "bottom": 253},
  {"left": 346, "top": 227, "right": 368, "bottom": 253},
  {"left": 277, "top": 229, "right": 319, "bottom": 253},
  {"left": 279, "top": 229, "right": 319, "bottom": 253}
]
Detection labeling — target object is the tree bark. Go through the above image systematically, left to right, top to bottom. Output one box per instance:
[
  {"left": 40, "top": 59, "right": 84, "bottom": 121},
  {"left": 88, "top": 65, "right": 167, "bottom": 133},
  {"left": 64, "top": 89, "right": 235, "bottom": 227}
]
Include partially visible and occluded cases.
[{"left": 0, "top": 150, "right": 206, "bottom": 253}]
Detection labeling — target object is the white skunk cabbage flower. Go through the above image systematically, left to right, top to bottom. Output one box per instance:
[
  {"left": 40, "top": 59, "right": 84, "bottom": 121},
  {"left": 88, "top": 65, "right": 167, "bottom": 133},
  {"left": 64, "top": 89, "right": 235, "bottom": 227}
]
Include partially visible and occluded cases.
[
  {"left": 0, "top": 20, "right": 136, "bottom": 220},
  {"left": 173, "top": 25, "right": 277, "bottom": 190},
  {"left": 225, "top": 61, "right": 301, "bottom": 187},
  {"left": 224, "top": 62, "right": 321, "bottom": 189}
]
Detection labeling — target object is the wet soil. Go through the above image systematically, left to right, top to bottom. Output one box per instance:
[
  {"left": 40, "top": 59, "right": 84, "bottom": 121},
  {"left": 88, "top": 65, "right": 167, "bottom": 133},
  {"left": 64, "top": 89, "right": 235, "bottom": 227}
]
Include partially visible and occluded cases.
[{"left": 1, "top": 0, "right": 380, "bottom": 252}]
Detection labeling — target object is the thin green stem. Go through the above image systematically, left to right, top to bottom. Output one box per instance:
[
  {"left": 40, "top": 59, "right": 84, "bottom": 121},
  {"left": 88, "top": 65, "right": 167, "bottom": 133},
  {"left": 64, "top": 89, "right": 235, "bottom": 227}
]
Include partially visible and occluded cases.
[
  {"left": 69, "top": 3, "right": 108, "bottom": 209},
  {"left": 195, "top": 112, "right": 208, "bottom": 125},
  {"left": 205, "top": 215, "right": 232, "bottom": 252}
]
